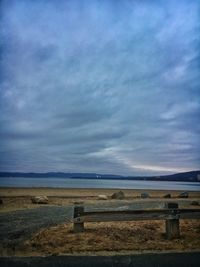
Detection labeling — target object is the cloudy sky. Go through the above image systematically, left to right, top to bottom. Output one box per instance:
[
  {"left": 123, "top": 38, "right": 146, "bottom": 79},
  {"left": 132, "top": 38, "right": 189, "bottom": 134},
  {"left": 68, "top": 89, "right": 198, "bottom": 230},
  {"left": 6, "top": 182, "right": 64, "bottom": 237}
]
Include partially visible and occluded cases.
[{"left": 0, "top": 0, "right": 199, "bottom": 175}]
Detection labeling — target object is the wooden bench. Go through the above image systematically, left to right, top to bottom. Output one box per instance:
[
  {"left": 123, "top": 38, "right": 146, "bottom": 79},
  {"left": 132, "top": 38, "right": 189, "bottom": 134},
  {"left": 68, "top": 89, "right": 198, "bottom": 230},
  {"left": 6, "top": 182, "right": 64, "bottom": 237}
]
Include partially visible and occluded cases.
[{"left": 73, "top": 202, "right": 200, "bottom": 239}]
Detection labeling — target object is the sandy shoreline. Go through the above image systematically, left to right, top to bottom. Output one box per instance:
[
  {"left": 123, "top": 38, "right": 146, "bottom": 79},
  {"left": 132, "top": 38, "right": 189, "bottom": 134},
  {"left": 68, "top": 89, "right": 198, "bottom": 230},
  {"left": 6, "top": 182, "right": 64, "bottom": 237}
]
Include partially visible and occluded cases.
[
  {"left": 0, "top": 187, "right": 199, "bottom": 212},
  {"left": 1, "top": 187, "right": 200, "bottom": 196}
]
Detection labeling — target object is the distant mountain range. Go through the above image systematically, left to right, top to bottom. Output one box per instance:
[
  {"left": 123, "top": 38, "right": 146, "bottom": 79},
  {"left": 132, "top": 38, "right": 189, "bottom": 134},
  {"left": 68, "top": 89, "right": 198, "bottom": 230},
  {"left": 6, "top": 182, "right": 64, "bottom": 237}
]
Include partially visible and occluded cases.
[{"left": 0, "top": 170, "right": 200, "bottom": 182}]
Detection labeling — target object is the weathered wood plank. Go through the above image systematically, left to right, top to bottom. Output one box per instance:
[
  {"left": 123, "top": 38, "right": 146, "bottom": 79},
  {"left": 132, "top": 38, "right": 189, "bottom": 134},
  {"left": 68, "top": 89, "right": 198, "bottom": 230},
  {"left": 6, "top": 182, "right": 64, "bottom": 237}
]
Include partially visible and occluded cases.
[
  {"left": 73, "top": 209, "right": 200, "bottom": 223},
  {"left": 179, "top": 210, "right": 200, "bottom": 219}
]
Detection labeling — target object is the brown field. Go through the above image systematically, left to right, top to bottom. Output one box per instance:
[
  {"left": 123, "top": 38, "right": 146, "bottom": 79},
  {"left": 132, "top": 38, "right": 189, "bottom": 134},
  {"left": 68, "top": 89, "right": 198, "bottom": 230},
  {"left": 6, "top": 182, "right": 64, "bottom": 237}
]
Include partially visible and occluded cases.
[
  {"left": 0, "top": 187, "right": 200, "bottom": 256},
  {"left": 22, "top": 219, "right": 200, "bottom": 256}
]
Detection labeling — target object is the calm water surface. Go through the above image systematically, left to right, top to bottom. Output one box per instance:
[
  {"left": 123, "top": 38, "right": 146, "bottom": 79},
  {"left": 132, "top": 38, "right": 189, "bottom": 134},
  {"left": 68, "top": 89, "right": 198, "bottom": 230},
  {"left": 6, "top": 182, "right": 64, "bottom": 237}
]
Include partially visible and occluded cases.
[{"left": 0, "top": 177, "right": 199, "bottom": 191}]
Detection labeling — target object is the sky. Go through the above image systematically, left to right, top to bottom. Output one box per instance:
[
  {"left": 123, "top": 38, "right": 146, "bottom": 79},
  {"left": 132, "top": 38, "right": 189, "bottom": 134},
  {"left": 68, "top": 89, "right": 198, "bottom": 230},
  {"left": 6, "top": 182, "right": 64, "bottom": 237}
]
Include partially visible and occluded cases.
[{"left": 0, "top": 0, "right": 200, "bottom": 176}]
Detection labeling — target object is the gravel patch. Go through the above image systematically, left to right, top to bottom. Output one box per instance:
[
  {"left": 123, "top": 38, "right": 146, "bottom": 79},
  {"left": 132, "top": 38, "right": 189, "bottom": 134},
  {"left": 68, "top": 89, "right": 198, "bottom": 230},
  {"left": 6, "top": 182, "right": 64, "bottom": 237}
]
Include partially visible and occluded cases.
[{"left": 0, "top": 206, "right": 73, "bottom": 246}]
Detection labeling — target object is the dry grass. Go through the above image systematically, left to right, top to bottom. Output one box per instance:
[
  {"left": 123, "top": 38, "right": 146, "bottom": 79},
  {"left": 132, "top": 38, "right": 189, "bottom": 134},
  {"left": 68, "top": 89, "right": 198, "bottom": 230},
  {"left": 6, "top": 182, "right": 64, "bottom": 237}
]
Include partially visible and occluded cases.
[{"left": 22, "top": 220, "right": 200, "bottom": 255}]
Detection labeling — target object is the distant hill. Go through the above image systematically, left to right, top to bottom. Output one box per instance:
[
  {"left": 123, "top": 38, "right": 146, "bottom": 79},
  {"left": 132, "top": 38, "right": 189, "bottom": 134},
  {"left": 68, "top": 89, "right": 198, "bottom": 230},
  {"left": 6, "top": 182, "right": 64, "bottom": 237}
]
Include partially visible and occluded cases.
[
  {"left": 0, "top": 170, "right": 199, "bottom": 182},
  {"left": 127, "top": 170, "right": 200, "bottom": 182},
  {"left": 0, "top": 172, "right": 123, "bottom": 179}
]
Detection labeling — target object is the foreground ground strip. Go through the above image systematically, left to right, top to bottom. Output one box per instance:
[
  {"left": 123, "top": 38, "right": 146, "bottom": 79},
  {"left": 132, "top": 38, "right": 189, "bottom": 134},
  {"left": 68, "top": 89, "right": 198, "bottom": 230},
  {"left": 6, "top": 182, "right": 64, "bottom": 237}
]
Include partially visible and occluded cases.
[{"left": 0, "top": 188, "right": 199, "bottom": 256}]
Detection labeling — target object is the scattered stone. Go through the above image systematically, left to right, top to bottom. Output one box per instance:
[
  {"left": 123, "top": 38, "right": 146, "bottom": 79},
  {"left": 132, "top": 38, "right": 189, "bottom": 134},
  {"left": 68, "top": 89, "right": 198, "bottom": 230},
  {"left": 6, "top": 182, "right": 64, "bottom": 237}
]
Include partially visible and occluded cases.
[
  {"left": 111, "top": 191, "right": 125, "bottom": 200},
  {"left": 178, "top": 191, "right": 189, "bottom": 198},
  {"left": 141, "top": 192, "right": 150, "bottom": 198},
  {"left": 163, "top": 194, "right": 171, "bottom": 198},
  {"left": 98, "top": 195, "right": 108, "bottom": 200},
  {"left": 31, "top": 196, "right": 49, "bottom": 204},
  {"left": 0, "top": 198, "right": 3, "bottom": 204},
  {"left": 73, "top": 201, "right": 84, "bottom": 205},
  {"left": 191, "top": 201, "right": 199, "bottom": 206}
]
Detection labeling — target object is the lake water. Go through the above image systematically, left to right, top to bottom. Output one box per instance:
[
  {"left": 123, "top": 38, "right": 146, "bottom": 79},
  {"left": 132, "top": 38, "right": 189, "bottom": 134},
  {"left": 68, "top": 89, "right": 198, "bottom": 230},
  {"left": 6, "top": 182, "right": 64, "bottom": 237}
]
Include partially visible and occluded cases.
[{"left": 0, "top": 177, "right": 199, "bottom": 191}]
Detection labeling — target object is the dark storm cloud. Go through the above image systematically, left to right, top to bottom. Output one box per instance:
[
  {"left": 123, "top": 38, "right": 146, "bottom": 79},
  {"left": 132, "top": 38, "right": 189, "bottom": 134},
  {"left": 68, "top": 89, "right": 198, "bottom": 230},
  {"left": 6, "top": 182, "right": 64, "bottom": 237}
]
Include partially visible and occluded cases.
[{"left": 0, "top": 0, "right": 199, "bottom": 175}]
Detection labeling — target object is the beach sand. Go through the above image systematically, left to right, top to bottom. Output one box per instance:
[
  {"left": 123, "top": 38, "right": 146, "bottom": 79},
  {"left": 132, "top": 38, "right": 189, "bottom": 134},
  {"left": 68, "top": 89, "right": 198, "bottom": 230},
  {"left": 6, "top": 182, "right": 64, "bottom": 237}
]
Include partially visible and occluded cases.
[{"left": 0, "top": 187, "right": 200, "bottom": 212}]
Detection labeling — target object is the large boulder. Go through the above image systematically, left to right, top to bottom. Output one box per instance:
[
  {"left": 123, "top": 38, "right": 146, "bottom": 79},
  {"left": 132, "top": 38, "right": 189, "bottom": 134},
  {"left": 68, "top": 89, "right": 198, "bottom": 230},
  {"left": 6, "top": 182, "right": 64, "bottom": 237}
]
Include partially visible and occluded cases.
[
  {"left": 111, "top": 191, "right": 125, "bottom": 200},
  {"left": 178, "top": 191, "right": 189, "bottom": 198},
  {"left": 141, "top": 192, "right": 150, "bottom": 198},
  {"left": 98, "top": 194, "right": 108, "bottom": 200},
  {"left": 163, "top": 194, "right": 171, "bottom": 198},
  {"left": 31, "top": 196, "right": 49, "bottom": 204},
  {"left": 73, "top": 201, "right": 84, "bottom": 205},
  {"left": 191, "top": 201, "right": 199, "bottom": 206}
]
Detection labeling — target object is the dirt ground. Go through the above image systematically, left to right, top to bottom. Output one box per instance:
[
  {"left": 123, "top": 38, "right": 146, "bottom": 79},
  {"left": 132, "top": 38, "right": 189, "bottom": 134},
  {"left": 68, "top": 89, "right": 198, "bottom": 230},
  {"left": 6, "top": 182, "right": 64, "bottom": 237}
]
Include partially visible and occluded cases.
[
  {"left": 0, "top": 188, "right": 200, "bottom": 256},
  {"left": 18, "top": 219, "right": 200, "bottom": 256}
]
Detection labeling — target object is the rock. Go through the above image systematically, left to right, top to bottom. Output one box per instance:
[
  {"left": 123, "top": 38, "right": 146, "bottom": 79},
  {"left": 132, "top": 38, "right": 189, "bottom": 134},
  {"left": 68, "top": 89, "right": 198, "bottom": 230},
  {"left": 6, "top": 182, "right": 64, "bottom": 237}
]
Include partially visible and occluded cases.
[
  {"left": 111, "top": 191, "right": 125, "bottom": 200},
  {"left": 178, "top": 191, "right": 189, "bottom": 198},
  {"left": 141, "top": 192, "right": 150, "bottom": 198},
  {"left": 163, "top": 194, "right": 171, "bottom": 198},
  {"left": 98, "top": 195, "right": 108, "bottom": 200},
  {"left": 31, "top": 196, "right": 48, "bottom": 204},
  {"left": 0, "top": 198, "right": 3, "bottom": 204},
  {"left": 73, "top": 201, "right": 84, "bottom": 205},
  {"left": 191, "top": 201, "right": 199, "bottom": 206}
]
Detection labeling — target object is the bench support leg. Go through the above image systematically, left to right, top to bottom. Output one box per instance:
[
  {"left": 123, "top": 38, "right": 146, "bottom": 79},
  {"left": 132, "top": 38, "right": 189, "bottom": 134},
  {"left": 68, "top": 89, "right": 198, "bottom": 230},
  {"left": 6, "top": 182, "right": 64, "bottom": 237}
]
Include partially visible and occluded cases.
[
  {"left": 165, "top": 202, "right": 180, "bottom": 240},
  {"left": 73, "top": 205, "right": 84, "bottom": 233},
  {"left": 165, "top": 219, "right": 180, "bottom": 239}
]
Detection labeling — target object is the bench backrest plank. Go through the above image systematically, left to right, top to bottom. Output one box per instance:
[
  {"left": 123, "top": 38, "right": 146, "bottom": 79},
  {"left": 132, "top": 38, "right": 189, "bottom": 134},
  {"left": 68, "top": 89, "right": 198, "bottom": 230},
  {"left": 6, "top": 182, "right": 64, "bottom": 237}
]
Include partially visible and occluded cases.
[{"left": 74, "top": 208, "right": 200, "bottom": 223}]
